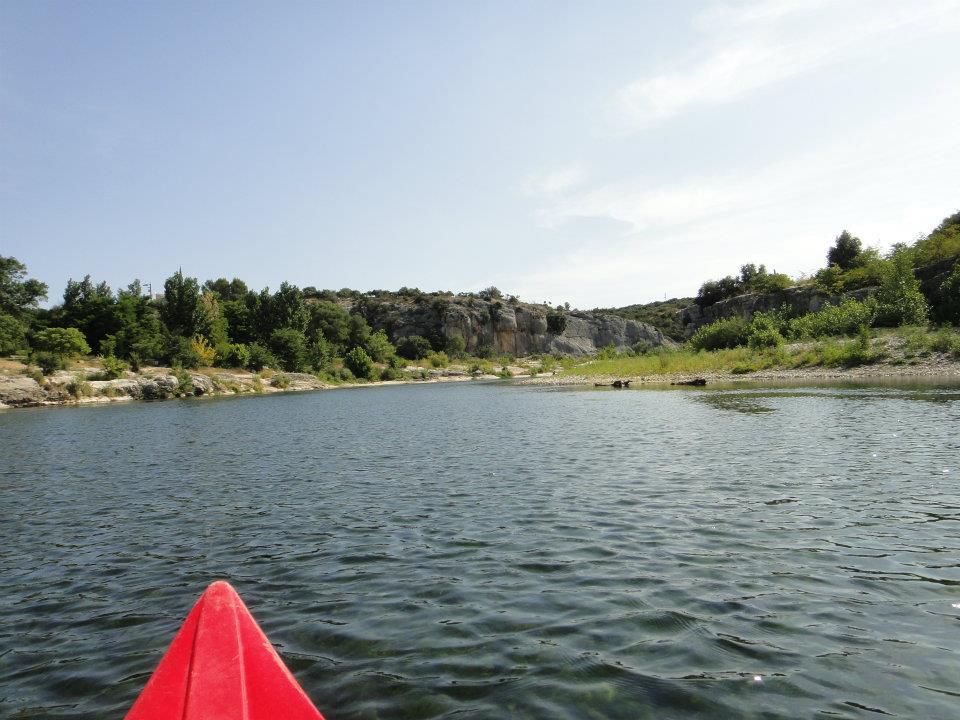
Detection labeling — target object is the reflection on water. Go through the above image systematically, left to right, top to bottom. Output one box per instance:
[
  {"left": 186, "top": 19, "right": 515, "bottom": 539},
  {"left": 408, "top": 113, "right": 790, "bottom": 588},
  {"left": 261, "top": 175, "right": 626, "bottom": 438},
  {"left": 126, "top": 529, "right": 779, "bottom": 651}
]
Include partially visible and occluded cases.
[{"left": 1, "top": 381, "right": 959, "bottom": 719}]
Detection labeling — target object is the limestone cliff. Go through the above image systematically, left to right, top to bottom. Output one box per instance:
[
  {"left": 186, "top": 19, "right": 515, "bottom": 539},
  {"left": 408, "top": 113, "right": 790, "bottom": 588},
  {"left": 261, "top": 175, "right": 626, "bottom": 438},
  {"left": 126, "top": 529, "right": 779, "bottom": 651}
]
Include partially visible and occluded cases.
[{"left": 348, "top": 296, "right": 675, "bottom": 355}]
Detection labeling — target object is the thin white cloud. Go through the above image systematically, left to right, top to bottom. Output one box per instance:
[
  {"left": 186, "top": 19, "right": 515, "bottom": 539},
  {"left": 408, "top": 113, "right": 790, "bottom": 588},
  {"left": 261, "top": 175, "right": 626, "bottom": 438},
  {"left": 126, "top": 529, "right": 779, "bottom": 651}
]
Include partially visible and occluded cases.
[
  {"left": 618, "top": 0, "right": 960, "bottom": 129},
  {"left": 521, "top": 166, "right": 585, "bottom": 196}
]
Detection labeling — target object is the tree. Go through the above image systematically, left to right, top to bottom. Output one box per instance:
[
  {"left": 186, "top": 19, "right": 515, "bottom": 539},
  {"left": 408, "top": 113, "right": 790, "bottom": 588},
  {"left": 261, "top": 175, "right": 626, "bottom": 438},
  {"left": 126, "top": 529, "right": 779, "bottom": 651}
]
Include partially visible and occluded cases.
[
  {"left": 827, "top": 231, "right": 863, "bottom": 270},
  {"left": 874, "top": 249, "right": 928, "bottom": 326},
  {"left": 0, "top": 256, "right": 47, "bottom": 316},
  {"left": 935, "top": 263, "right": 960, "bottom": 325},
  {"left": 161, "top": 270, "right": 203, "bottom": 338},
  {"left": 57, "top": 275, "right": 118, "bottom": 352},
  {"left": 107, "top": 281, "right": 164, "bottom": 365},
  {"left": 307, "top": 301, "right": 352, "bottom": 349},
  {"left": 0, "top": 314, "right": 27, "bottom": 355},
  {"left": 32, "top": 327, "right": 91, "bottom": 357},
  {"left": 269, "top": 328, "right": 308, "bottom": 372},
  {"left": 364, "top": 329, "right": 395, "bottom": 362},
  {"left": 396, "top": 335, "right": 433, "bottom": 360},
  {"left": 344, "top": 346, "right": 376, "bottom": 379}
]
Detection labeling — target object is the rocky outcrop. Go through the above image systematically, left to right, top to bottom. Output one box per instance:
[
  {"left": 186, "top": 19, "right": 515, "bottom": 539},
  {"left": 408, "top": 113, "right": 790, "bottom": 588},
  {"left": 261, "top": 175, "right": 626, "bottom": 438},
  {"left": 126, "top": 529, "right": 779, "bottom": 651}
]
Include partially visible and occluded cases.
[
  {"left": 678, "top": 286, "right": 874, "bottom": 338},
  {"left": 351, "top": 297, "right": 675, "bottom": 355},
  {"left": 0, "top": 376, "right": 44, "bottom": 407}
]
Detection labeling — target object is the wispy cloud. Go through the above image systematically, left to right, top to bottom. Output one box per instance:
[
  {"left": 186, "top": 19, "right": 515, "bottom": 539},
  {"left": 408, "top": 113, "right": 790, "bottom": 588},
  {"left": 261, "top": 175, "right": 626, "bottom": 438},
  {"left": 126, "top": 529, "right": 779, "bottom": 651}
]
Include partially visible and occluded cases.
[
  {"left": 618, "top": 0, "right": 960, "bottom": 129},
  {"left": 514, "top": 84, "right": 960, "bottom": 307},
  {"left": 521, "top": 166, "right": 585, "bottom": 196}
]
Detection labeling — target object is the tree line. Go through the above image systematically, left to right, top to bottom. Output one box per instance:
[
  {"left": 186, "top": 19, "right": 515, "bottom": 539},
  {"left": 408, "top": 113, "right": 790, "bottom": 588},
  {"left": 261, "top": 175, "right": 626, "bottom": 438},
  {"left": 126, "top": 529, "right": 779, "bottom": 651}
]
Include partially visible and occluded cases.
[{"left": 0, "top": 264, "right": 461, "bottom": 380}]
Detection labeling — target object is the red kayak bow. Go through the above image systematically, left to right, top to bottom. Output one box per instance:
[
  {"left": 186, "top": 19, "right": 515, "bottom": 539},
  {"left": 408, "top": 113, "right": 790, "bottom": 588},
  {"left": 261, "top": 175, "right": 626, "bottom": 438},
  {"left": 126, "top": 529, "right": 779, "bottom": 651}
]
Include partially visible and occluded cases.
[{"left": 125, "top": 581, "right": 325, "bottom": 720}]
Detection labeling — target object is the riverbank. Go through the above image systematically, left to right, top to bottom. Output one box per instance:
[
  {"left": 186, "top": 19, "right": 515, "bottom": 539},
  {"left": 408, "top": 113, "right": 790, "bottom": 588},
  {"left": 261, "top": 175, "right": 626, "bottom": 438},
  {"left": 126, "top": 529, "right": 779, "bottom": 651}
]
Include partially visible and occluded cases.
[
  {"left": 523, "top": 330, "right": 960, "bottom": 387},
  {"left": 0, "top": 361, "right": 517, "bottom": 410}
]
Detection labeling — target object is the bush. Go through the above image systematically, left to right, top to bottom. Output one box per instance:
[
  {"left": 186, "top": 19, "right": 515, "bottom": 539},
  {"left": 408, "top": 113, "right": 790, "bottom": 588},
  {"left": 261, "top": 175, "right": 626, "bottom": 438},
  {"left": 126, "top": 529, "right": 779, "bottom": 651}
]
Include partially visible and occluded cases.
[
  {"left": 874, "top": 251, "right": 928, "bottom": 327},
  {"left": 934, "top": 263, "right": 960, "bottom": 325},
  {"left": 786, "top": 298, "right": 877, "bottom": 339},
  {"left": 546, "top": 312, "right": 567, "bottom": 334},
  {"left": 746, "top": 312, "right": 784, "bottom": 349},
  {"left": 0, "top": 313, "right": 27, "bottom": 355},
  {"left": 689, "top": 317, "right": 750, "bottom": 350},
  {"left": 32, "top": 327, "right": 91, "bottom": 357},
  {"left": 269, "top": 328, "right": 308, "bottom": 372},
  {"left": 364, "top": 329, "right": 395, "bottom": 363},
  {"left": 446, "top": 332, "right": 466, "bottom": 358},
  {"left": 396, "top": 335, "right": 433, "bottom": 360},
  {"left": 169, "top": 336, "right": 203, "bottom": 369},
  {"left": 191, "top": 336, "right": 216, "bottom": 367},
  {"left": 308, "top": 336, "right": 335, "bottom": 372},
  {"left": 215, "top": 343, "right": 250, "bottom": 368},
  {"left": 246, "top": 343, "right": 279, "bottom": 371},
  {"left": 595, "top": 344, "right": 618, "bottom": 359},
  {"left": 344, "top": 346, "right": 376, "bottom": 379},
  {"left": 30, "top": 351, "right": 64, "bottom": 375},
  {"left": 428, "top": 351, "right": 449, "bottom": 368},
  {"left": 100, "top": 355, "right": 129, "bottom": 379},
  {"left": 173, "top": 364, "right": 194, "bottom": 396},
  {"left": 379, "top": 366, "right": 405, "bottom": 381},
  {"left": 271, "top": 373, "right": 291, "bottom": 389},
  {"left": 66, "top": 379, "right": 93, "bottom": 399}
]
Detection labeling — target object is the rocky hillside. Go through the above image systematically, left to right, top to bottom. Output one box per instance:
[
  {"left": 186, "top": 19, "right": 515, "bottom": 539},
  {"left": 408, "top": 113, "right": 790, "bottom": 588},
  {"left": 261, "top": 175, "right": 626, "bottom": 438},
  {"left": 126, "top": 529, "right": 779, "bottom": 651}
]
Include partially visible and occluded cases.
[{"left": 346, "top": 295, "right": 675, "bottom": 355}]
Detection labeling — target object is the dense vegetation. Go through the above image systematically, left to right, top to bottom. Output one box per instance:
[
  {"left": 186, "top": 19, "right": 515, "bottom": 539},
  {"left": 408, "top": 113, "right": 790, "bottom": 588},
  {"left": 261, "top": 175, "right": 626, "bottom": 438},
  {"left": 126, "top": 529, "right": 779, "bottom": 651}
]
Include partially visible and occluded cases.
[{"left": 0, "top": 265, "right": 477, "bottom": 381}]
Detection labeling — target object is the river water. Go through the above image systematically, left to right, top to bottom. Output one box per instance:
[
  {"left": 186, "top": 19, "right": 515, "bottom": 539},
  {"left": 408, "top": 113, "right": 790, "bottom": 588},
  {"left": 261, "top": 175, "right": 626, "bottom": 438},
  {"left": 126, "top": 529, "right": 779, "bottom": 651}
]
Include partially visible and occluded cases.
[{"left": 2, "top": 381, "right": 959, "bottom": 719}]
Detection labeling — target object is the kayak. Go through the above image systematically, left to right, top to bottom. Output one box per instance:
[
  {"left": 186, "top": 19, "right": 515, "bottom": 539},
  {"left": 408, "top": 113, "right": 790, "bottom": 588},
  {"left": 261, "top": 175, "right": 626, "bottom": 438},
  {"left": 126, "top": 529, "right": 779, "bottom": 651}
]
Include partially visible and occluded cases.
[{"left": 125, "top": 580, "right": 325, "bottom": 719}]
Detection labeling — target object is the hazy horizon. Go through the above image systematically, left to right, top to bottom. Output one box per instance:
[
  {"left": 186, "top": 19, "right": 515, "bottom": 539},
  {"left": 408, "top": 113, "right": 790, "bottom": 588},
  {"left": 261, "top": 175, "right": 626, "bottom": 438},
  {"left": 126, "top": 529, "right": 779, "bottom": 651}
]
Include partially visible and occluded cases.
[{"left": 3, "top": 0, "right": 959, "bottom": 309}]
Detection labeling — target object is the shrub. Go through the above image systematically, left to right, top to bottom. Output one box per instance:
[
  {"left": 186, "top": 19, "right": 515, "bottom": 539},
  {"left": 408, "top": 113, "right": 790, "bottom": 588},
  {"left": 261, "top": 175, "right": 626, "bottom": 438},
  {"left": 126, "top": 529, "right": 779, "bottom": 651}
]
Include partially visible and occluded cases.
[
  {"left": 874, "top": 251, "right": 928, "bottom": 327},
  {"left": 934, "top": 263, "right": 960, "bottom": 325},
  {"left": 786, "top": 298, "right": 877, "bottom": 339},
  {"left": 546, "top": 312, "right": 567, "bottom": 334},
  {"left": 746, "top": 312, "right": 784, "bottom": 349},
  {"left": 689, "top": 317, "right": 749, "bottom": 350},
  {"left": 32, "top": 327, "right": 91, "bottom": 357},
  {"left": 269, "top": 328, "right": 308, "bottom": 372},
  {"left": 928, "top": 328, "right": 960, "bottom": 356},
  {"left": 364, "top": 329, "right": 395, "bottom": 363},
  {"left": 446, "top": 332, "right": 466, "bottom": 358},
  {"left": 191, "top": 335, "right": 216, "bottom": 367},
  {"left": 396, "top": 335, "right": 433, "bottom": 360},
  {"left": 170, "top": 336, "right": 203, "bottom": 369},
  {"left": 308, "top": 336, "right": 335, "bottom": 372},
  {"left": 215, "top": 343, "right": 250, "bottom": 368},
  {"left": 246, "top": 343, "right": 278, "bottom": 371},
  {"left": 473, "top": 344, "right": 495, "bottom": 359},
  {"left": 596, "top": 344, "right": 618, "bottom": 359},
  {"left": 344, "top": 346, "right": 376, "bottom": 379},
  {"left": 30, "top": 351, "right": 64, "bottom": 375},
  {"left": 428, "top": 351, "right": 449, "bottom": 368},
  {"left": 387, "top": 354, "right": 405, "bottom": 369},
  {"left": 99, "top": 355, "right": 129, "bottom": 379},
  {"left": 172, "top": 364, "right": 194, "bottom": 396},
  {"left": 22, "top": 366, "right": 44, "bottom": 384},
  {"left": 333, "top": 366, "right": 354, "bottom": 382},
  {"left": 379, "top": 366, "right": 405, "bottom": 381},
  {"left": 497, "top": 366, "right": 513, "bottom": 378},
  {"left": 270, "top": 373, "right": 291, "bottom": 389},
  {"left": 66, "top": 379, "right": 93, "bottom": 399}
]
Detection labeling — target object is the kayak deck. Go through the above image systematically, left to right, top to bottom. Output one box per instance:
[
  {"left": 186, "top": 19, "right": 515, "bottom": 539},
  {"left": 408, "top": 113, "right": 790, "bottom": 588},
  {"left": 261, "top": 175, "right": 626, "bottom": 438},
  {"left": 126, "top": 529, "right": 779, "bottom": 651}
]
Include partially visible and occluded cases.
[{"left": 125, "top": 580, "right": 325, "bottom": 720}]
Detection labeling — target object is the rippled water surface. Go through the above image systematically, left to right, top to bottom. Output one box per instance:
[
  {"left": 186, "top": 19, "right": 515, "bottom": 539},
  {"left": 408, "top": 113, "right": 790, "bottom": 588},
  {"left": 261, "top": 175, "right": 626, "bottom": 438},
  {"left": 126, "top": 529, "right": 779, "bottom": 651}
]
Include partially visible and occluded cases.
[{"left": 2, "top": 382, "right": 960, "bottom": 719}]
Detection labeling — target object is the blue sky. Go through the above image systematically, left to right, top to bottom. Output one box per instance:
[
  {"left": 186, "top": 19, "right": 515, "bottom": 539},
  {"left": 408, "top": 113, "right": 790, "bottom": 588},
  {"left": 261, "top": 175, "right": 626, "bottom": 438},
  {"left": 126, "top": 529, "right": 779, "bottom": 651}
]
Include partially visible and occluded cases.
[{"left": 2, "top": 0, "right": 959, "bottom": 308}]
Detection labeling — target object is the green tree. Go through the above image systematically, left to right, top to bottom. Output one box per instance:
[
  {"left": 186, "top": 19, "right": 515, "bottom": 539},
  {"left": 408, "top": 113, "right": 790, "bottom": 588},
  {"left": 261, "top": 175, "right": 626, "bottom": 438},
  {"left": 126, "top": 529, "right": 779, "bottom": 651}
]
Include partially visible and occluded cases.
[
  {"left": 827, "top": 231, "right": 863, "bottom": 270},
  {"left": 874, "top": 250, "right": 928, "bottom": 326},
  {"left": 0, "top": 256, "right": 47, "bottom": 317},
  {"left": 935, "top": 263, "right": 960, "bottom": 325},
  {"left": 161, "top": 270, "right": 203, "bottom": 338},
  {"left": 57, "top": 275, "right": 118, "bottom": 352},
  {"left": 107, "top": 281, "right": 164, "bottom": 365},
  {"left": 308, "top": 301, "right": 352, "bottom": 349},
  {"left": 0, "top": 313, "right": 27, "bottom": 355},
  {"left": 32, "top": 327, "right": 91, "bottom": 357},
  {"left": 269, "top": 328, "right": 308, "bottom": 372},
  {"left": 364, "top": 329, "right": 394, "bottom": 362},
  {"left": 396, "top": 335, "right": 433, "bottom": 360},
  {"left": 344, "top": 346, "right": 376, "bottom": 379}
]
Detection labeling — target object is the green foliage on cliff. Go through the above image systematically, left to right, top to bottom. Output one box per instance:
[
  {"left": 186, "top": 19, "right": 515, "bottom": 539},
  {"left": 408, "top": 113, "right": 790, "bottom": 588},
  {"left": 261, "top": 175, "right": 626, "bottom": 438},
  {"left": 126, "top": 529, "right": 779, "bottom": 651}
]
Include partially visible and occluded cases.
[{"left": 600, "top": 297, "right": 692, "bottom": 342}]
